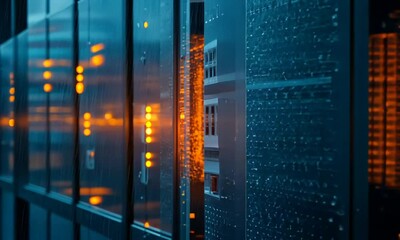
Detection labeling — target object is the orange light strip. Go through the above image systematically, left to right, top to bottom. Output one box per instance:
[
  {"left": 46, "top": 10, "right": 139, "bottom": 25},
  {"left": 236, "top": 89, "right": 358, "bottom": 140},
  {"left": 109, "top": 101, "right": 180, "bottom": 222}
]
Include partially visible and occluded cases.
[{"left": 145, "top": 105, "right": 153, "bottom": 168}]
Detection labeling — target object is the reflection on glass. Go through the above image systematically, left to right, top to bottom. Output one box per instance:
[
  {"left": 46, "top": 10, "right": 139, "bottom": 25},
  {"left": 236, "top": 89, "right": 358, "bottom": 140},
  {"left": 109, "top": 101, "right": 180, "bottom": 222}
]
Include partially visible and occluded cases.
[
  {"left": 28, "top": 0, "right": 46, "bottom": 27},
  {"left": 49, "top": 0, "right": 73, "bottom": 15},
  {"left": 78, "top": 0, "right": 125, "bottom": 214},
  {"left": 132, "top": 0, "right": 174, "bottom": 235},
  {"left": 202, "top": 0, "right": 246, "bottom": 239},
  {"left": 49, "top": 6, "right": 74, "bottom": 196},
  {"left": 28, "top": 20, "right": 47, "bottom": 188},
  {"left": 0, "top": 40, "right": 15, "bottom": 178},
  {"left": 1, "top": 191, "right": 14, "bottom": 240},
  {"left": 29, "top": 204, "right": 47, "bottom": 240},
  {"left": 51, "top": 213, "right": 73, "bottom": 240},
  {"left": 81, "top": 226, "right": 109, "bottom": 240}
]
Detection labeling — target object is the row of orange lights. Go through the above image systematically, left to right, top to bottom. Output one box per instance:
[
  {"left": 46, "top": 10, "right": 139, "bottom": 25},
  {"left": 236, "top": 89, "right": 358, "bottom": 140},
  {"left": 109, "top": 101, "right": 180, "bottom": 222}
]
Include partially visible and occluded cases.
[
  {"left": 90, "top": 43, "right": 105, "bottom": 67},
  {"left": 43, "top": 59, "right": 53, "bottom": 93},
  {"left": 76, "top": 65, "right": 85, "bottom": 94},
  {"left": 8, "top": 73, "right": 15, "bottom": 127},
  {"left": 144, "top": 105, "right": 152, "bottom": 229},
  {"left": 145, "top": 106, "right": 153, "bottom": 168},
  {"left": 83, "top": 112, "right": 91, "bottom": 136}
]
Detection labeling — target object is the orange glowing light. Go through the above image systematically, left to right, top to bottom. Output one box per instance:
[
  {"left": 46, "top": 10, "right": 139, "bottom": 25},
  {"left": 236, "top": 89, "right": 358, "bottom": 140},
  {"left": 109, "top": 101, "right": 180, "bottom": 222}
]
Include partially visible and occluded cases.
[
  {"left": 143, "top": 21, "right": 149, "bottom": 29},
  {"left": 90, "top": 43, "right": 105, "bottom": 53},
  {"left": 91, "top": 55, "right": 105, "bottom": 66},
  {"left": 42, "top": 59, "right": 53, "bottom": 68},
  {"left": 76, "top": 65, "right": 84, "bottom": 73},
  {"left": 43, "top": 71, "right": 52, "bottom": 80},
  {"left": 76, "top": 74, "right": 84, "bottom": 82},
  {"left": 76, "top": 82, "right": 85, "bottom": 94},
  {"left": 43, "top": 83, "right": 53, "bottom": 93},
  {"left": 9, "top": 87, "right": 15, "bottom": 95},
  {"left": 9, "top": 96, "right": 15, "bottom": 102},
  {"left": 145, "top": 106, "right": 152, "bottom": 112},
  {"left": 83, "top": 112, "right": 91, "bottom": 120},
  {"left": 104, "top": 113, "right": 113, "bottom": 120},
  {"left": 145, "top": 113, "right": 152, "bottom": 120},
  {"left": 180, "top": 113, "right": 185, "bottom": 120},
  {"left": 8, "top": 119, "right": 14, "bottom": 127},
  {"left": 83, "top": 121, "right": 91, "bottom": 128},
  {"left": 145, "top": 121, "right": 152, "bottom": 128},
  {"left": 145, "top": 128, "right": 152, "bottom": 135},
  {"left": 83, "top": 129, "right": 91, "bottom": 136},
  {"left": 145, "top": 137, "right": 152, "bottom": 143},
  {"left": 145, "top": 152, "right": 152, "bottom": 159},
  {"left": 145, "top": 160, "right": 152, "bottom": 168},
  {"left": 89, "top": 196, "right": 103, "bottom": 205},
  {"left": 190, "top": 213, "right": 196, "bottom": 219},
  {"left": 144, "top": 221, "right": 150, "bottom": 228}
]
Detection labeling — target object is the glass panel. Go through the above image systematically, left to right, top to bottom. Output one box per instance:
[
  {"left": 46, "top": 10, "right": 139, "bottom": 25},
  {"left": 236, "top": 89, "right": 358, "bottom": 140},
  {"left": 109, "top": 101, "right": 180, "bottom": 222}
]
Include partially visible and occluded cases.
[
  {"left": 28, "top": 0, "right": 47, "bottom": 27},
  {"left": 50, "top": 0, "right": 73, "bottom": 15},
  {"left": 78, "top": 0, "right": 125, "bottom": 214},
  {"left": 132, "top": 0, "right": 174, "bottom": 235},
  {"left": 203, "top": 0, "right": 246, "bottom": 239},
  {"left": 246, "top": 1, "right": 348, "bottom": 239},
  {"left": 48, "top": 6, "right": 74, "bottom": 196},
  {"left": 28, "top": 20, "right": 48, "bottom": 188},
  {"left": 0, "top": 39, "right": 15, "bottom": 178},
  {"left": 1, "top": 191, "right": 14, "bottom": 240},
  {"left": 30, "top": 204, "right": 47, "bottom": 240},
  {"left": 51, "top": 213, "right": 73, "bottom": 240},
  {"left": 80, "top": 226, "right": 108, "bottom": 240}
]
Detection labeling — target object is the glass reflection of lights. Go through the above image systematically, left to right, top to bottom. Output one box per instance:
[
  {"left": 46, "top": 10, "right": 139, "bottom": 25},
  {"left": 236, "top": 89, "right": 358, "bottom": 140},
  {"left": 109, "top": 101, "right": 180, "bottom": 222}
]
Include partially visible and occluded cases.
[
  {"left": 143, "top": 21, "right": 149, "bottom": 29},
  {"left": 90, "top": 43, "right": 105, "bottom": 53},
  {"left": 91, "top": 55, "right": 105, "bottom": 67},
  {"left": 42, "top": 59, "right": 53, "bottom": 68},
  {"left": 76, "top": 65, "right": 84, "bottom": 73},
  {"left": 76, "top": 65, "right": 85, "bottom": 94},
  {"left": 43, "top": 71, "right": 52, "bottom": 80},
  {"left": 76, "top": 74, "right": 84, "bottom": 82},
  {"left": 76, "top": 82, "right": 85, "bottom": 94},
  {"left": 43, "top": 83, "right": 53, "bottom": 93},
  {"left": 83, "top": 112, "right": 91, "bottom": 120},
  {"left": 83, "top": 112, "right": 92, "bottom": 137},
  {"left": 104, "top": 112, "right": 113, "bottom": 120},
  {"left": 8, "top": 119, "right": 15, "bottom": 128},
  {"left": 83, "top": 121, "right": 91, "bottom": 128},
  {"left": 83, "top": 129, "right": 91, "bottom": 136},
  {"left": 89, "top": 196, "right": 103, "bottom": 205},
  {"left": 144, "top": 221, "right": 150, "bottom": 228}
]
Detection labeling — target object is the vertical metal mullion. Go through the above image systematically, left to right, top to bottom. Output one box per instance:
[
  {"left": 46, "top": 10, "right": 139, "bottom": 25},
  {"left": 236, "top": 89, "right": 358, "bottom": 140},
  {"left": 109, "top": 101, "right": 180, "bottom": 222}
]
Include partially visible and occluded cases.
[
  {"left": 13, "top": 0, "right": 29, "bottom": 239},
  {"left": 45, "top": 0, "right": 51, "bottom": 237},
  {"left": 45, "top": 0, "right": 51, "bottom": 194},
  {"left": 72, "top": 0, "right": 81, "bottom": 239},
  {"left": 122, "top": 0, "right": 134, "bottom": 239},
  {"left": 172, "top": 0, "right": 181, "bottom": 239},
  {"left": 351, "top": 0, "right": 369, "bottom": 239}
]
